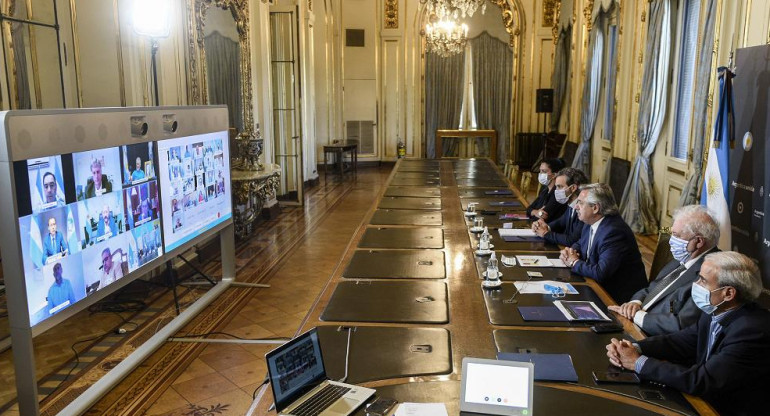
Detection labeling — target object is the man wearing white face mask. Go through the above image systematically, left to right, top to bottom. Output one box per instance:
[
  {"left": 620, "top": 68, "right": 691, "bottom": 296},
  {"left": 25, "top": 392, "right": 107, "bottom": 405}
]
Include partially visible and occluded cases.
[
  {"left": 525, "top": 158, "right": 566, "bottom": 221},
  {"left": 532, "top": 167, "right": 588, "bottom": 246},
  {"left": 608, "top": 205, "right": 719, "bottom": 335},
  {"left": 606, "top": 251, "right": 770, "bottom": 416}
]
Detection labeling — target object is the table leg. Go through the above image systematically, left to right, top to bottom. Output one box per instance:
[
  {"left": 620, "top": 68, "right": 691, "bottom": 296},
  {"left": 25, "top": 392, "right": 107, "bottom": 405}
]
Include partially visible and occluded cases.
[
  {"left": 324, "top": 150, "right": 328, "bottom": 180},
  {"left": 338, "top": 150, "right": 344, "bottom": 176}
]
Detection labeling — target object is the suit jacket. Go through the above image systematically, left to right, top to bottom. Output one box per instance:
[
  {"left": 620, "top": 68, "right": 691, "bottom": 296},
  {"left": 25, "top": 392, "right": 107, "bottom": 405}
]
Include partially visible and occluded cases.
[
  {"left": 84, "top": 175, "right": 112, "bottom": 198},
  {"left": 526, "top": 186, "right": 567, "bottom": 221},
  {"left": 543, "top": 204, "right": 582, "bottom": 246},
  {"left": 570, "top": 214, "right": 647, "bottom": 303},
  {"left": 42, "top": 231, "right": 68, "bottom": 263},
  {"left": 631, "top": 249, "right": 718, "bottom": 336},
  {"left": 638, "top": 303, "right": 770, "bottom": 416}
]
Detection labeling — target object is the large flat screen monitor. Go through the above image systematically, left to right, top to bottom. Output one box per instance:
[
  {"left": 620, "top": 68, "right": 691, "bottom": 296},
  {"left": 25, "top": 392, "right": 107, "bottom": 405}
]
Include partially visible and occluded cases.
[
  {"left": 0, "top": 106, "right": 230, "bottom": 333},
  {"left": 156, "top": 131, "right": 232, "bottom": 253},
  {"left": 13, "top": 144, "right": 164, "bottom": 327}
]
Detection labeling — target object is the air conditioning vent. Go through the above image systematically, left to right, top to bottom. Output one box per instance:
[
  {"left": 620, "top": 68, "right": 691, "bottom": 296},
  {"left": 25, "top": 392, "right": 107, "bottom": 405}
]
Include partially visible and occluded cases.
[
  {"left": 346, "top": 29, "right": 365, "bottom": 47},
  {"left": 346, "top": 120, "right": 375, "bottom": 154}
]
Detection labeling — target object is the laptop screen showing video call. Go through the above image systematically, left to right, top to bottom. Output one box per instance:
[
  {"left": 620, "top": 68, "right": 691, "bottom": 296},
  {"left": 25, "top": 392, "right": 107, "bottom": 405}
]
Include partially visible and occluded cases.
[
  {"left": 267, "top": 330, "right": 327, "bottom": 409},
  {"left": 464, "top": 362, "right": 532, "bottom": 412}
]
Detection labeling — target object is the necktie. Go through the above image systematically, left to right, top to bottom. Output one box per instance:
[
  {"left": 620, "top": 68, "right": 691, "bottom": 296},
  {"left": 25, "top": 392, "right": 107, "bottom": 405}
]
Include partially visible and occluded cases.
[
  {"left": 587, "top": 227, "right": 595, "bottom": 258},
  {"left": 642, "top": 264, "right": 687, "bottom": 309},
  {"left": 706, "top": 319, "right": 722, "bottom": 360}
]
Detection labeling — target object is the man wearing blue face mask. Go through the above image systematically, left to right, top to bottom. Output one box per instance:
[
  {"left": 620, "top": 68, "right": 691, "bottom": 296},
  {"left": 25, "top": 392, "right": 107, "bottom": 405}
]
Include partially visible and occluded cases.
[
  {"left": 531, "top": 167, "right": 588, "bottom": 246},
  {"left": 609, "top": 205, "right": 719, "bottom": 335},
  {"left": 606, "top": 251, "right": 770, "bottom": 416}
]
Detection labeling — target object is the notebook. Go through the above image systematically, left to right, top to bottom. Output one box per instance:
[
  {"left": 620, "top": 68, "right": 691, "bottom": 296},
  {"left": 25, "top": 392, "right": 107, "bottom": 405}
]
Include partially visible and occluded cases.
[{"left": 496, "top": 352, "right": 579, "bottom": 382}]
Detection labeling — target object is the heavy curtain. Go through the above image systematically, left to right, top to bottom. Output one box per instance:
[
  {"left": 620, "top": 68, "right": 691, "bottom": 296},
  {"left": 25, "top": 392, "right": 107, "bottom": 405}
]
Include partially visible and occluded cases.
[
  {"left": 550, "top": 0, "right": 574, "bottom": 132},
  {"left": 619, "top": 0, "right": 672, "bottom": 233},
  {"left": 678, "top": 0, "right": 717, "bottom": 206},
  {"left": 571, "top": 16, "right": 605, "bottom": 177},
  {"left": 12, "top": 22, "right": 31, "bottom": 109},
  {"left": 550, "top": 26, "right": 571, "bottom": 132},
  {"left": 204, "top": 31, "right": 244, "bottom": 132},
  {"left": 471, "top": 32, "right": 513, "bottom": 162},
  {"left": 425, "top": 51, "right": 465, "bottom": 158}
]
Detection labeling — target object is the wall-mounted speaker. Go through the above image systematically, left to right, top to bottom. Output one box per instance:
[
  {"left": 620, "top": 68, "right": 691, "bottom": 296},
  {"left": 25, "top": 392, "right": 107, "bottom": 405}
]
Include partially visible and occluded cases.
[{"left": 536, "top": 89, "right": 554, "bottom": 113}]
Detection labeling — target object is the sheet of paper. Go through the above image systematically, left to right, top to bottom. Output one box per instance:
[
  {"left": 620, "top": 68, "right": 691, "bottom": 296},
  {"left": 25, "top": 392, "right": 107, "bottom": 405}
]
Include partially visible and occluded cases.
[
  {"left": 498, "top": 228, "right": 536, "bottom": 237},
  {"left": 500, "top": 255, "right": 516, "bottom": 266},
  {"left": 516, "top": 255, "right": 552, "bottom": 267},
  {"left": 549, "top": 258, "right": 569, "bottom": 268},
  {"left": 514, "top": 280, "right": 578, "bottom": 294},
  {"left": 395, "top": 403, "right": 449, "bottom": 416}
]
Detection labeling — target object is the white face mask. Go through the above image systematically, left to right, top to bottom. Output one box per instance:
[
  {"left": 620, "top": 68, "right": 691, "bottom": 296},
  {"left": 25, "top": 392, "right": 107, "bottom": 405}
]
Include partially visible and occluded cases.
[
  {"left": 538, "top": 173, "right": 550, "bottom": 186},
  {"left": 554, "top": 187, "right": 571, "bottom": 204}
]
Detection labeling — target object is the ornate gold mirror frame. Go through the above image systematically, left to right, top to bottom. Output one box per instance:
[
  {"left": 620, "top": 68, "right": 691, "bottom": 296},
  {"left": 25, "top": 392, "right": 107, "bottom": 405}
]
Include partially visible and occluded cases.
[{"left": 186, "top": 0, "right": 254, "bottom": 143}]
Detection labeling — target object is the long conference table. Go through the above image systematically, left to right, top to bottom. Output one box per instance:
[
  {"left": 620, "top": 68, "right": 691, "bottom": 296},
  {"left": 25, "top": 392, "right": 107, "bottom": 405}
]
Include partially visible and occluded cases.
[{"left": 250, "top": 159, "right": 717, "bottom": 415}]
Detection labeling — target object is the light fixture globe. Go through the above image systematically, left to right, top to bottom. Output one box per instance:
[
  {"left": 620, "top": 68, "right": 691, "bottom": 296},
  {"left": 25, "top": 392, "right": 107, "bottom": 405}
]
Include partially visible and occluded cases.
[{"left": 132, "top": 0, "right": 172, "bottom": 38}]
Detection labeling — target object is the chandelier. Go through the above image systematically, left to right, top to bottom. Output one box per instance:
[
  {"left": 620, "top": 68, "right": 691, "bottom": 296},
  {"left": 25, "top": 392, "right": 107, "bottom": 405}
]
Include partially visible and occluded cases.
[
  {"left": 420, "top": 0, "right": 487, "bottom": 19},
  {"left": 425, "top": 19, "right": 468, "bottom": 57}
]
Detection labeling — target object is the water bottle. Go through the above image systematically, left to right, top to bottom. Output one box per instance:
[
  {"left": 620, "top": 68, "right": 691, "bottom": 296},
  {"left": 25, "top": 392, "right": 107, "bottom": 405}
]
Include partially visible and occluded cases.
[
  {"left": 479, "top": 228, "right": 490, "bottom": 250},
  {"left": 486, "top": 252, "right": 499, "bottom": 283}
]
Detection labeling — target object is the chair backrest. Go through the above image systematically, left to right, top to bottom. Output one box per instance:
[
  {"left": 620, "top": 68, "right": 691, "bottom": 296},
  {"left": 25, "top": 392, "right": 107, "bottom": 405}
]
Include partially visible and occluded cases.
[
  {"left": 561, "top": 141, "right": 579, "bottom": 167},
  {"left": 608, "top": 157, "right": 632, "bottom": 203},
  {"left": 503, "top": 159, "right": 513, "bottom": 177},
  {"left": 509, "top": 164, "right": 520, "bottom": 185},
  {"left": 520, "top": 171, "right": 532, "bottom": 199},
  {"left": 649, "top": 230, "right": 674, "bottom": 282}
]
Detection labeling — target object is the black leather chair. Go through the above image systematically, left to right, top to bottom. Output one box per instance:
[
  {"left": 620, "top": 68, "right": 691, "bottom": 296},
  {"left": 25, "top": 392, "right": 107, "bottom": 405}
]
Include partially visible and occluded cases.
[{"left": 649, "top": 229, "right": 674, "bottom": 282}]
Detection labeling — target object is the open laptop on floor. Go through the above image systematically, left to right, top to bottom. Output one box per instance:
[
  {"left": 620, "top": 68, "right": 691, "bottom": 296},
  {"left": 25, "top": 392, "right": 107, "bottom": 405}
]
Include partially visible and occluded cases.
[{"left": 266, "top": 328, "right": 375, "bottom": 416}]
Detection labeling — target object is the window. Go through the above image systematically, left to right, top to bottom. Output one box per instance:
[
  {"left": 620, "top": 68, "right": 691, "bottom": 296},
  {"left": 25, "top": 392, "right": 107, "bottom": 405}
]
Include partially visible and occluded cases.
[{"left": 671, "top": 0, "right": 701, "bottom": 160}]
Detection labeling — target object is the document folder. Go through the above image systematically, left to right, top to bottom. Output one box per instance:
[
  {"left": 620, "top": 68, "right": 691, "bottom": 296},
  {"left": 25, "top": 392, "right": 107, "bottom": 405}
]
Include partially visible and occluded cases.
[{"left": 496, "top": 352, "right": 579, "bottom": 382}]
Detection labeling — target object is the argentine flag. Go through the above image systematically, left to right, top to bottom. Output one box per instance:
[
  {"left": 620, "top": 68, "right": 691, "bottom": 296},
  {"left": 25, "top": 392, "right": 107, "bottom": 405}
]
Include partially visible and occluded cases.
[
  {"left": 701, "top": 67, "right": 733, "bottom": 250},
  {"left": 29, "top": 215, "right": 44, "bottom": 269}
]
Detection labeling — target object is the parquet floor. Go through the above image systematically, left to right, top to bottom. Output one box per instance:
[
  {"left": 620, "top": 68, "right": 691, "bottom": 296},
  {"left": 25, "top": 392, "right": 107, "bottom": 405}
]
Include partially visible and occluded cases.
[{"left": 0, "top": 165, "right": 657, "bottom": 416}]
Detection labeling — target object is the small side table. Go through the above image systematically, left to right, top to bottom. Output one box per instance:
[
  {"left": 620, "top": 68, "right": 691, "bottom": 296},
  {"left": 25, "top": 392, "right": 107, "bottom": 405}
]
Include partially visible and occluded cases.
[{"left": 323, "top": 141, "right": 358, "bottom": 178}]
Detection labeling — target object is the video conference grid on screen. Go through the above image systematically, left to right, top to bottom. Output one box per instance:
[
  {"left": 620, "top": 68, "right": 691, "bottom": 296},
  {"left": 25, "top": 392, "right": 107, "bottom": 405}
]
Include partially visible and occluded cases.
[
  {"left": 14, "top": 132, "right": 230, "bottom": 328},
  {"left": 157, "top": 132, "right": 232, "bottom": 253}
]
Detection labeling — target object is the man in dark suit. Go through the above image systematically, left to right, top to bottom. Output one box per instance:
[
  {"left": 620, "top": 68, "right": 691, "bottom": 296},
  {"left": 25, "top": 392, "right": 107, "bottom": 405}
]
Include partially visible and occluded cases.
[
  {"left": 531, "top": 167, "right": 588, "bottom": 246},
  {"left": 559, "top": 183, "right": 647, "bottom": 303},
  {"left": 609, "top": 205, "right": 719, "bottom": 335},
  {"left": 42, "top": 217, "right": 68, "bottom": 264},
  {"left": 606, "top": 251, "right": 770, "bottom": 416}
]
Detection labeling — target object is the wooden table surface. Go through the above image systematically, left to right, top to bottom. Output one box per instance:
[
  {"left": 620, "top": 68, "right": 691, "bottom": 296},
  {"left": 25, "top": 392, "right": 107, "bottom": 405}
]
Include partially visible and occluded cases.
[{"left": 248, "top": 158, "right": 717, "bottom": 416}]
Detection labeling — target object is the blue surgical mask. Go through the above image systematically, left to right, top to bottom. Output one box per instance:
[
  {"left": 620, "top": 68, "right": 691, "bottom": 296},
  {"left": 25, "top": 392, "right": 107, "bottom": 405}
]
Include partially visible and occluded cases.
[
  {"left": 538, "top": 173, "right": 550, "bottom": 186},
  {"left": 669, "top": 235, "right": 692, "bottom": 264},
  {"left": 691, "top": 283, "right": 726, "bottom": 314}
]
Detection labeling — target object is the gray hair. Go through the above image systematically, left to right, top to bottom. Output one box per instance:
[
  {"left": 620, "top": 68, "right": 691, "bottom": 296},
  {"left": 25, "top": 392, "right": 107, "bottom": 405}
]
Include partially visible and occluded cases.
[
  {"left": 90, "top": 159, "right": 102, "bottom": 171},
  {"left": 556, "top": 167, "right": 589, "bottom": 187},
  {"left": 579, "top": 183, "right": 618, "bottom": 216},
  {"left": 672, "top": 205, "right": 720, "bottom": 247},
  {"left": 706, "top": 251, "right": 763, "bottom": 303}
]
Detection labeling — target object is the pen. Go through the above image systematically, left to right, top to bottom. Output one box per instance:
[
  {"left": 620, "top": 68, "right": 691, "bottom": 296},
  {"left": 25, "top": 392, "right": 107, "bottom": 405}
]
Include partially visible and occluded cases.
[{"left": 533, "top": 259, "right": 539, "bottom": 264}]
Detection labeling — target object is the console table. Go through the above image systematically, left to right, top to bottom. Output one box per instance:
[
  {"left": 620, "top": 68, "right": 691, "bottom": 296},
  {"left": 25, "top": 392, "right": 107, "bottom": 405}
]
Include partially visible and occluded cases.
[
  {"left": 435, "top": 129, "right": 498, "bottom": 163},
  {"left": 323, "top": 141, "right": 358, "bottom": 178},
  {"left": 231, "top": 164, "right": 281, "bottom": 238}
]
